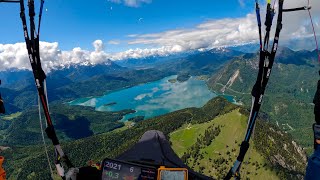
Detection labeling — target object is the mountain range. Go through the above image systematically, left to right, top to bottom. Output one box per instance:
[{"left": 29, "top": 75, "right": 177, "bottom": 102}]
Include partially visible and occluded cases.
[{"left": 0, "top": 45, "right": 319, "bottom": 179}]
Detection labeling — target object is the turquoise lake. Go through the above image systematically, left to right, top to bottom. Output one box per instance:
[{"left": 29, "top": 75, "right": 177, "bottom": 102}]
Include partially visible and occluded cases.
[{"left": 69, "top": 75, "right": 235, "bottom": 121}]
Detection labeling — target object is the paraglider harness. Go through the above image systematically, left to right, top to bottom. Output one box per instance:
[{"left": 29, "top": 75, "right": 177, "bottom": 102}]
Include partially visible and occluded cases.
[
  {"left": 0, "top": 0, "right": 319, "bottom": 179},
  {"left": 225, "top": 0, "right": 320, "bottom": 179}
]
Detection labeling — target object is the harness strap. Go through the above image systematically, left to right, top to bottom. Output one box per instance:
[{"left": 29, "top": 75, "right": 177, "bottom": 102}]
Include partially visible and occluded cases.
[
  {"left": 0, "top": 0, "right": 19, "bottom": 2},
  {"left": 18, "top": 0, "right": 73, "bottom": 178},
  {"left": 255, "top": 0, "right": 263, "bottom": 50},
  {"left": 225, "top": 1, "right": 285, "bottom": 179},
  {"left": 306, "top": 3, "right": 320, "bottom": 63},
  {"left": 283, "top": 6, "right": 311, "bottom": 12},
  {"left": 314, "top": 78, "right": 320, "bottom": 124},
  {"left": 0, "top": 80, "right": 4, "bottom": 114}
]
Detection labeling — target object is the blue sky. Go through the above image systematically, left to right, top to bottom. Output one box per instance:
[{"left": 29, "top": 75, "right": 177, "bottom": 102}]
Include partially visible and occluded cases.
[
  {"left": 0, "top": 0, "right": 252, "bottom": 51},
  {"left": 0, "top": 0, "right": 319, "bottom": 71}
]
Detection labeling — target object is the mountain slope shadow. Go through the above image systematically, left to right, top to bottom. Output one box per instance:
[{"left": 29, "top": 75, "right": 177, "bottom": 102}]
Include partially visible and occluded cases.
[{"left": 54, "top": 114, "right": 93, "bottom": 139}]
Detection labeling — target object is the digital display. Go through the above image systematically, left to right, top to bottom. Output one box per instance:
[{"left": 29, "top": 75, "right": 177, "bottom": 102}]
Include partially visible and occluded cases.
[
  {"left": 102, "top": 158, "right": 157, "bottom": 180},
  {"left": 160, "top": 170, "right": 186, "bottom": 180}
]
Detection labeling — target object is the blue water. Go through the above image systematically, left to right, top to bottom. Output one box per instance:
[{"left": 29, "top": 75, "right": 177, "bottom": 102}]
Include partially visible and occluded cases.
[{"left": 69, "top": 75, "right": 234, "bottom": 121}]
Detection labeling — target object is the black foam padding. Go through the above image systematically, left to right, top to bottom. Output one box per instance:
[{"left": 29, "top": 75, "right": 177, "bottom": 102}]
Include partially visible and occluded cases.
[
  {"left": 314, "top": 80, "right": 320, "bottom": 124},
  {"left": 117, "top": 130, "right": 212, "bottom": 180}
]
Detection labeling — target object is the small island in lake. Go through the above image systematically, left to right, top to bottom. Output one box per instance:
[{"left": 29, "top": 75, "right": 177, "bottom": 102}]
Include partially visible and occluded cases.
[
  {"left": 177, "top": 73, "right": 191, "bottom": 82},
  {"left": 168, "top": 79, "right": 177, "bottom": 83},
  {"left": 103, "top": 102, "right": 117, "bottom": 106},
  {"left": 111, "top": 109, "right": 136, "bottom": 116}
]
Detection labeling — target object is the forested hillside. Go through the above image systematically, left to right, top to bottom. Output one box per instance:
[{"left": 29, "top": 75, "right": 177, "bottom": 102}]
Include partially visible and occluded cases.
[{"left": 208, "top": 49, "right": 318, "bottom": 149}]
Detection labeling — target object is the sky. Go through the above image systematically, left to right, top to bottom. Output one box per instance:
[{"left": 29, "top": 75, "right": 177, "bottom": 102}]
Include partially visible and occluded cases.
[
  {"left": 0, "top": 0, "right": 320, "bottom": 71},
  {"left": 0, "top": 0, "right": 253, "bottom": 51}
]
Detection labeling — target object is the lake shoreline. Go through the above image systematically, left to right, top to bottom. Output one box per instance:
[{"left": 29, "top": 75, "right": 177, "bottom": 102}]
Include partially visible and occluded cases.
[{"left": 69, "top": 75, "right": 237, "bottom": 122}]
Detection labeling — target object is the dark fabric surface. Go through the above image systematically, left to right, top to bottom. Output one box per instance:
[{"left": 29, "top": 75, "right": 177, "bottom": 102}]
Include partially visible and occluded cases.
[
  {"left": 117, "top": 130, "right": 213, "bottom": 180},
  {"left": 306, "top": 145, "right": 320, "bottom": 180}
]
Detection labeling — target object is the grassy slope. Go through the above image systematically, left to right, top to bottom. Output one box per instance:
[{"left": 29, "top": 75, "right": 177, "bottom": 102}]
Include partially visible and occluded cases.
[
  {"left": 170, "top": 110, "right": 279, "bottom": 179},
  {"left": 170, "top": 122, "right": 210, "bottom": 157}
]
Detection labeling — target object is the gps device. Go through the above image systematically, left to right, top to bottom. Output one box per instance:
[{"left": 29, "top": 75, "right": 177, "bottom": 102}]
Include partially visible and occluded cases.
[
  {"left": 102, "top": 158, "right": 157, "bottom": 180},
  {"left": 158, "top": 166, "right": 188, "bottom": 180}
]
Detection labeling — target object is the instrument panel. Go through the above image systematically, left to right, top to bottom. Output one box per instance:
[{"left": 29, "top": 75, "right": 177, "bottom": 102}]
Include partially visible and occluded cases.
[{"left": 102, "top": 158, "right": 157, "bottom": 180}]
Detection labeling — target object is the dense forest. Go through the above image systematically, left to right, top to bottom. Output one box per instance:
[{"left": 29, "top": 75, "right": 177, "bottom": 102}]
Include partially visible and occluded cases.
[
  {"left": 1, "top": 97, "right": 307, "bottom": 179},
  {"left": 0, "top": 104, "right": 136, "bottom": 145}
]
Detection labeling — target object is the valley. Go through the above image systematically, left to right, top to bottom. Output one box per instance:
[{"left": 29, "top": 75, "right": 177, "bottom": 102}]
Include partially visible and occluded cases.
[
  {"left": 0, "top": 47, "right": 318, "bottom": 179},
  {"left": 1, "top": 97, "right": 307, "bottom": 179}
]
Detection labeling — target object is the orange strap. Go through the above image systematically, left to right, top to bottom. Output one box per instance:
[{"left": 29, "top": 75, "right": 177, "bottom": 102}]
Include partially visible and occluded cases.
[{"left": 0, "top": 156, "right": 6, "bottom": 180}]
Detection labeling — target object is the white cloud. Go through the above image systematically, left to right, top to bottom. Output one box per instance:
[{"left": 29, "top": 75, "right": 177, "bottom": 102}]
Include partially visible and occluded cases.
[
  {"left": 108, "top": 0, "right": 151, "bottom": 7},
  {"left": 127, "top": 1, "right": 320, "bottom": 52},
  {"left": 128, "top": 14, "right": 259, "bottom": 50},
  {"left": 127, "top": 34, "right": 138, "bottom": 38},
  {"left": 0, "top": 40, "right": 184, "bottom": 72},
  {"left": 93, "top": 40, "right": 104, "bottom": 52},
  {"left": 107, "top": 40, "right": 120, "bottom": 45},
  {"left": 0, "top": 41, "right": 110, "bottom": 72},
  {"left": 0, "top": 43, "right": 28, "bottom": 70},
  {"left": 110, "top": 45, "right": 184, "bottom": 60}
]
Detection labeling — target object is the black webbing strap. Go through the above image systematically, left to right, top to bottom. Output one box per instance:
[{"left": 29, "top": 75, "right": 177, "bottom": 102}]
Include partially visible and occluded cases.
[
  {"left": 0, "top": 0, "right": 19, "bottom": 2},
  {"left": 18, "top": 0, "right": 73, "bottom": 178},
  {"left": 38, "top": 0, "right": 44, "bottom": 33},
  {"left": 255, "top": 0, "right": 262, "bottom": 51},
  {"left": 306, "top": 0, "right": 320, "bottom": 132},
  {"left": 224, "top": 1, "right": 284, "bottom": 179},
  {"left": 263, "top": 3, "right": 275, "bottom": 50},
  {"left": 283, "top": 6, "right": 311, "bottom": 12},
  {"left": 313, "top": 73, "right": 320, "bottom": 149},
  {"left": 314, "top": 73, "right": 320, "bottom": 124},
  {"left": 0, "top": 80, "right": 5, "bottom": 114},
  {"left": 0, "top": 99, "right": 4, "bottom": 114}
]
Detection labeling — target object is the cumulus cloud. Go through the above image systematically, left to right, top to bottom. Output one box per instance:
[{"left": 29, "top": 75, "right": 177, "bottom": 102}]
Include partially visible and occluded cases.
[
  {"left": 108, "top": 0, "right": 151, "bottom": 7},
  {"left": 127, "top": 1, "right": 320, "bottom": 51},
  {"left": 128, "top": 14, "right": 259, "bottom": 50},
  {"left": 0, "top": 40, "right": 185, "bottom": 72},
  {"left": 93, "top": 40, "right": 104, "bottom": 52},
  {"left": 0, "top": 41, "right": 110, "bottom": 72},
  {"left": 0, "top": 43, "right": 30, "bottom": 71},
  {"left": 110, "top": 45, "right": 184, "bottom": 60}
]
